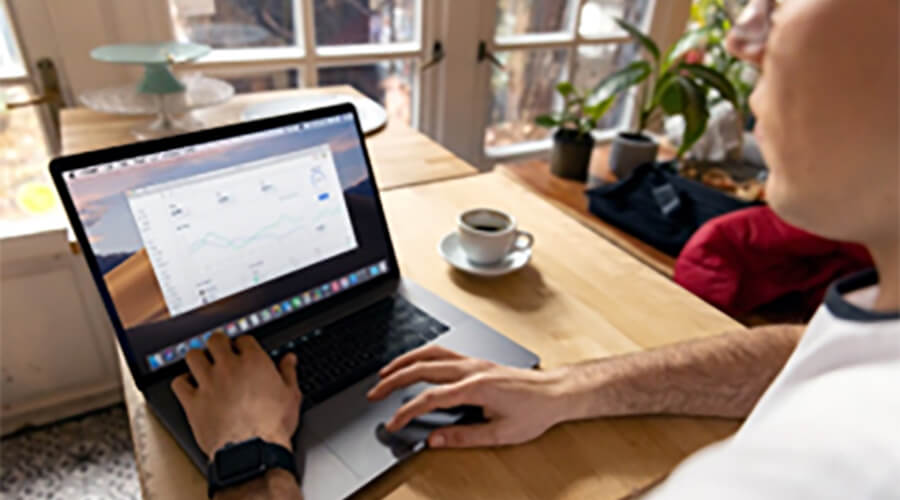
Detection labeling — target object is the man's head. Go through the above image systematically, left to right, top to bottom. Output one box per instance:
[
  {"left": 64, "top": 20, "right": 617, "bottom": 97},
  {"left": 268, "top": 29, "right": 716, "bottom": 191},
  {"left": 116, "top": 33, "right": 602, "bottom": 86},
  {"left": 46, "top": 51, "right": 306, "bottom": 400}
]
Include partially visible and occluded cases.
[{"left": 727, "top": 0, "right": 898, "bottom": 245}]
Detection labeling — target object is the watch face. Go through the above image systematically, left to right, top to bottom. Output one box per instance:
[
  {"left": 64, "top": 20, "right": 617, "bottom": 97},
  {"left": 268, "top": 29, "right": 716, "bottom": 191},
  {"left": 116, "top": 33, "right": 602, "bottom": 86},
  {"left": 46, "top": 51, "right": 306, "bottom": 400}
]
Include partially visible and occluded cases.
[{"left": 216, "top": 439, "right": 265, "bottom": 481}]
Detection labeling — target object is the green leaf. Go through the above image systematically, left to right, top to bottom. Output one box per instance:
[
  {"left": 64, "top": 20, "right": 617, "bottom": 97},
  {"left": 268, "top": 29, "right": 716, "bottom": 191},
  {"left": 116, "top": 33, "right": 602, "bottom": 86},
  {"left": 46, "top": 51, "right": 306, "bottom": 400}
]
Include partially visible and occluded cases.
[
  {"left": 614, "top": 17, "right": 660, "bottom": 63},
  {"left": 662, "top": 26, "right": 713, "bottom": 72},
  {"left": 591, "top": 60, "right": 651, "bottom": 105},
  {"left": 679, "top": 62, "right": 738, "bottom": 106},
  {"left": 650, "top": 71, "right": 675, "bottom": 111},
  {"left": 653, "top": 75, "right": 709, "bottom": 157},
  {"left": 658, "top": 76, "right": 685, "bottom": 115},
  {"left": 676, "top": 77, "right": 710, "bottom": 157},
  {"left": 556, "top": 81, "right": 575, "bottom": 98},
  {"left": 584, "top": 96, "right": 616, "bottom": 121},
  {"left": 535, "top": 115, "right": 559, "bottom": 128}
]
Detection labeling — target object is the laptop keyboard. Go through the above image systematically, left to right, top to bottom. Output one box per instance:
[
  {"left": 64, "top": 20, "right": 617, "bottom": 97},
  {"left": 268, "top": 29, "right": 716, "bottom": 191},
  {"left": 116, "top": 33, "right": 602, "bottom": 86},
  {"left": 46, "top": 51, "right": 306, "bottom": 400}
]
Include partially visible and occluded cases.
[{"left": 267, "top": 295, "right": 450, "bottom": 410}]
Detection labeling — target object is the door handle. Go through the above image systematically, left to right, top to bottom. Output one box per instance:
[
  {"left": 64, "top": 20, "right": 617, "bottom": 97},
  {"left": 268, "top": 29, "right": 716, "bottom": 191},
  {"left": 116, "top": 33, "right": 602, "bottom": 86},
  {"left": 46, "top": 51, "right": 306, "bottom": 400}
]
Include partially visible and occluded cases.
[
  {"left": 421, "top": 40, "right": 445, "bottom": 72},
  {"left": 477, "top": 41, "right": 505, "bottom": 70}
]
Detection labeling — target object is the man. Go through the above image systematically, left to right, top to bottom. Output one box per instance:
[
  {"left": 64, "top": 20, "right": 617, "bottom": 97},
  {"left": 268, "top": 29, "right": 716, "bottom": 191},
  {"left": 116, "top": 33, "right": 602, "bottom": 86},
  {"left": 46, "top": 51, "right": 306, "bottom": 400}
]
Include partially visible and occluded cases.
[{"left": 171, "top": 0, "right": 899, "bottom": 497}]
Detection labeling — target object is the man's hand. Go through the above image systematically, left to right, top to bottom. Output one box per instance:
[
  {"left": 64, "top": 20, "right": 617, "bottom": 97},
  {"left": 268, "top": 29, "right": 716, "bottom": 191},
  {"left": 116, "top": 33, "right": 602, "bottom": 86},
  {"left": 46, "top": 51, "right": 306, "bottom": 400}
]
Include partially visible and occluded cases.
[
  {"left": 171, "top": 332, "right": 302, "bottom": 458},
  {"left": 367, "top": 345, "right": 568, "bottom": 448}
]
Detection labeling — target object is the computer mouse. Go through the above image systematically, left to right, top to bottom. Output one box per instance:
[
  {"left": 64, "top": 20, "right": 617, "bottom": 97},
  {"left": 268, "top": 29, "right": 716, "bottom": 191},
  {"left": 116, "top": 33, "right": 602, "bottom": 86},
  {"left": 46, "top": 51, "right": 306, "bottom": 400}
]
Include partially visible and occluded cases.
[
  {"left": 399, "top": 395, "right": 487, "bottom": 426},
  {"left": 375, "top": 404, "right": 488, "bottom": 458}
]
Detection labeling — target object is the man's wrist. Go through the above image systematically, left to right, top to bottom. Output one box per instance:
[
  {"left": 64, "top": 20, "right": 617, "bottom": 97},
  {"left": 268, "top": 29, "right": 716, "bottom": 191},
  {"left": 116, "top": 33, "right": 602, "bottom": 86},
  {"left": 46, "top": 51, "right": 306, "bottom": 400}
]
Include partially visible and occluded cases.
[
  {"left": 548, "top": 363, "right": 611, "bottom": 424},
  {"left": 542, "top": 365, "right": 595, "bottom": 426},
  {"left": 213, "top": 468, "right": 301, "bottom": 500}
]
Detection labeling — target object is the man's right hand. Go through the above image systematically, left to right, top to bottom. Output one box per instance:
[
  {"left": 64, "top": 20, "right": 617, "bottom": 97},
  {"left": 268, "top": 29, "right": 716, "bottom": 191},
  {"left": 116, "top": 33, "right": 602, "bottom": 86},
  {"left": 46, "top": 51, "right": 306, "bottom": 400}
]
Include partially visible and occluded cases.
[{"left": 367, "top": 345, "right": 569, "bottom": 448}]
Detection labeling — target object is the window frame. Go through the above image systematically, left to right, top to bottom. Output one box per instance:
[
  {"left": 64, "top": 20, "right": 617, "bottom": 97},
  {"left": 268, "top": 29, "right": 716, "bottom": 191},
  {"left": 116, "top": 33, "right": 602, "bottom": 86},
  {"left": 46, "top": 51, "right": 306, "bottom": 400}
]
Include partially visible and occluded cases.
[
  {"left": 157, "top": 0, "right": 430, "bottom": 129},
  {"left": 433, "top": 0, "right": 690, "bottom": 168},
  {"left": 483, "top": 0, "right": 657, "bottom": 161}
]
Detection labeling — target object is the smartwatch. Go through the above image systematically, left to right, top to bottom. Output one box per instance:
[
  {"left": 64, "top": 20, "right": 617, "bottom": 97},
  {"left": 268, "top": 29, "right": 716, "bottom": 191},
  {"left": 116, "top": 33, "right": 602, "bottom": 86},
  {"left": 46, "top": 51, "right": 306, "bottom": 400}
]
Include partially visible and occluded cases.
[{"left": 207, "top": 437, "right": 298, "bottom": 499}]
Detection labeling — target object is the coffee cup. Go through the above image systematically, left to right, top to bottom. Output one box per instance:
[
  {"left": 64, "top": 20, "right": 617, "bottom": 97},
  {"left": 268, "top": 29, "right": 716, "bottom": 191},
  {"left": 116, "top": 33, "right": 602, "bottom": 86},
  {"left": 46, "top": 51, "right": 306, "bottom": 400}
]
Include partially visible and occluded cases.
[{"left": 457, "top": 208, "right": 534, "bottom": 265}]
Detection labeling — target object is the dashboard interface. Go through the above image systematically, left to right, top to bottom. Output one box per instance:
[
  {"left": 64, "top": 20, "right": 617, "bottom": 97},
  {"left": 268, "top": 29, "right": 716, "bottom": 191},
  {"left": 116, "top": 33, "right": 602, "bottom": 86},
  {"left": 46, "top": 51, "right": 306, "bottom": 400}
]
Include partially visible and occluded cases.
[{"left": 64, "top": 113, "right": 392, "bottom": 374}]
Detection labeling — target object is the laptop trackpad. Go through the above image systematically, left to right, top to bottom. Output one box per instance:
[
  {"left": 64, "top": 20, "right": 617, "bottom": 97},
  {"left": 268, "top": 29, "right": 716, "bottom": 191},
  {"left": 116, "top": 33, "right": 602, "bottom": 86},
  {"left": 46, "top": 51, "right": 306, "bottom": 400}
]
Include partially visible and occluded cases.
[{"left": 302, "top": 375, "right": 466, "bottom": 481}]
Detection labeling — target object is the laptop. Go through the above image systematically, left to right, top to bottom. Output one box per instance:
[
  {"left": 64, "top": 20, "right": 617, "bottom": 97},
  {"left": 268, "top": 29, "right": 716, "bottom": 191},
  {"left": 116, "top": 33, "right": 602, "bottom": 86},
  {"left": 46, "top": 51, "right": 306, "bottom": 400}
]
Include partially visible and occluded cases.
[{"left": 50, "top": 103, "right": 539, "bottom": 499}]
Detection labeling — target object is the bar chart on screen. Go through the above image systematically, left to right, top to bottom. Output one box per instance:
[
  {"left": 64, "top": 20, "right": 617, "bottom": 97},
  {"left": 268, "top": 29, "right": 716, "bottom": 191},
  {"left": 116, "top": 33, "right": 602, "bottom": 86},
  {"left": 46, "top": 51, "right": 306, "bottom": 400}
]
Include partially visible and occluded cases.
[{"left": 127, "top": 145, "right": 358, "bottom": 317}]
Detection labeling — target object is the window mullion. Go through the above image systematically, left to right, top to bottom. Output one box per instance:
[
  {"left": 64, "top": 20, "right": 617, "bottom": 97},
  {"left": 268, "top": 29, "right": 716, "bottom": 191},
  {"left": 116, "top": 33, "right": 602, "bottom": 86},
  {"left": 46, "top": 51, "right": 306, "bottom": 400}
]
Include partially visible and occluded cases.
[
  {"left": 300, "top": 0, "right": 317, "bottom": 87},
  {"left": 567, "top": 0, "right": 585, "bottom": 85}
]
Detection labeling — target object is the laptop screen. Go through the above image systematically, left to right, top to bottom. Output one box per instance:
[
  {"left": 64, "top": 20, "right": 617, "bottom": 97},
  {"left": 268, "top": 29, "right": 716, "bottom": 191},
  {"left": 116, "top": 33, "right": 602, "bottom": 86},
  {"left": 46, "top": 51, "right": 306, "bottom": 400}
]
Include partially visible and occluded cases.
[{"left": 62, "top": 111, "right": 392, "bottom": 376}]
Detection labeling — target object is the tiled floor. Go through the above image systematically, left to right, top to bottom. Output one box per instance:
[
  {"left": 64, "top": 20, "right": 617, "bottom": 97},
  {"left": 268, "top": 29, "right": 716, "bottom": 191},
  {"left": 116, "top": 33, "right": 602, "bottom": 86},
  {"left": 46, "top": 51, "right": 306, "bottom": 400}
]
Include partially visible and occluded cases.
[{"left": 1, "top": 405, "right": 142, "bottom": 499}]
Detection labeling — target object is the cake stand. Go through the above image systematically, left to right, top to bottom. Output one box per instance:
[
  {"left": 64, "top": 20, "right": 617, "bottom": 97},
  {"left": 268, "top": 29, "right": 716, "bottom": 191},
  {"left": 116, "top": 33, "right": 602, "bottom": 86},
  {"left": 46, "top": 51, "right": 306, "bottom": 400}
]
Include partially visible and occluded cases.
[{"left": 84, "top": 42, "right": 234, "bottom": 139}]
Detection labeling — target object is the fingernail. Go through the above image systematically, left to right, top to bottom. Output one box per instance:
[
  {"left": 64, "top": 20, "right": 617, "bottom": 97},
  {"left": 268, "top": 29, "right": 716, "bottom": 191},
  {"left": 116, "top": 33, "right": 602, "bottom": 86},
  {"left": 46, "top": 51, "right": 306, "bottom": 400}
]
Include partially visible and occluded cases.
[{"left": 430, "top": 434, "right": 445, "bottom": 448}]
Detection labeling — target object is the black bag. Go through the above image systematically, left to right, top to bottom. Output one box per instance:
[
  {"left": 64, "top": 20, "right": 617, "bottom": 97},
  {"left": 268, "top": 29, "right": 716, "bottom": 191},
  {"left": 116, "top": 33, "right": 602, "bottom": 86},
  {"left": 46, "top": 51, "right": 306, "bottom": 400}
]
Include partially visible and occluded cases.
[{"left": 585, "top": 162, "right": 761, "bottom": 257}]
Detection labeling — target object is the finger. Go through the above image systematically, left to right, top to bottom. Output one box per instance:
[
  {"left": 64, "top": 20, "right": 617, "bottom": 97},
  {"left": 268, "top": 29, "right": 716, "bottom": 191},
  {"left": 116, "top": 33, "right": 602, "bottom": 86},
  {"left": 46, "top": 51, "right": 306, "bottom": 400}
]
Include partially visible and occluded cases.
[
  {"left": 206, "top": 332, "right": 235, "bottom": 365},
  {"left": 234, "top": 334, "right": 266, "bottom": 360},
  {"left": 379, "top": 344, "right": 464, "bottom": 378},
  {"left": 183, "top": 350, "right": 212, "bottom": 387},
  {"left": 279, "top": 353, "right": 299, "bottom": 390},
  {"left": 368, "top": 360, "right": 474, "bottom": 401},
  {"left": 170, "top": 374, "right": 196, "bottom": 405},
  {"left": 385, "top": 381, "right": 472, "bottom": 431},
  {"left": 428, "top": 422, "right": 504, "bottom": 449}
]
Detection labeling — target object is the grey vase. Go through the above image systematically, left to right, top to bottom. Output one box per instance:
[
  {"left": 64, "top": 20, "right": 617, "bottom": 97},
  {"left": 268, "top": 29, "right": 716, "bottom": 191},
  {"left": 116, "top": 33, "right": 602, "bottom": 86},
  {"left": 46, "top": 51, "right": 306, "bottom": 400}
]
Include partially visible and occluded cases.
[
  {"left": 550, "top": 129, "right": 594, "bottom": 181},
  {"left": 609, "top": 132, "right": 659, "bottom": 180}
]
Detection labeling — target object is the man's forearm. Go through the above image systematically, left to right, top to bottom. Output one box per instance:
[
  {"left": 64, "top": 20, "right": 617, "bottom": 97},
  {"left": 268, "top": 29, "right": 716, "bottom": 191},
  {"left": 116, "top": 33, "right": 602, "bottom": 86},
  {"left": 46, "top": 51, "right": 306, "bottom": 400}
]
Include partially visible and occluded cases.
[
  {"left": 555, "top": 324, "right": 804, "bottom": 421},
  {"left": 216, "top": 469, "right": 302, "bottom": 500}
]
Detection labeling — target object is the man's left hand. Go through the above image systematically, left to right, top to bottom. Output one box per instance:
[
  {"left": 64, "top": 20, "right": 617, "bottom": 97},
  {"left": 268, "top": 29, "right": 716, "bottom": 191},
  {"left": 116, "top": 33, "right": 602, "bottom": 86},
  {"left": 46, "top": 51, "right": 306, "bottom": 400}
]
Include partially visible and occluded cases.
[{"left": 171, "top": 332, "right": 302, "bottom": 458}]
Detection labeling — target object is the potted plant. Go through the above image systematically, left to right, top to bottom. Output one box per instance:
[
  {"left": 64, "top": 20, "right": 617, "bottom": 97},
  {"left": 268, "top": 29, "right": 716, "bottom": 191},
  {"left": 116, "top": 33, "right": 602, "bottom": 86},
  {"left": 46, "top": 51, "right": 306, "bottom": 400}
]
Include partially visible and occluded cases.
[
  {"left": 664, "top": 0, "right": 761, "bottom": 166},
  {"left": 590, "top": 17, "right": 740, "bottom": 179},
  {"left": 535, "top": 82, "right": 611, "bottom": 180}
]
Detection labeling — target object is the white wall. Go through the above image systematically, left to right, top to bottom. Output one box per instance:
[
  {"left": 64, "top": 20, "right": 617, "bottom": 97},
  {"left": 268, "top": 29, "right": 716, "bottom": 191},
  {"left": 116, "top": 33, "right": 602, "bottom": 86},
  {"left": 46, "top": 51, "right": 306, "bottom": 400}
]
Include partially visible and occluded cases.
[{"left": 1, "top": 230, "right": 122, "bottom": 433}]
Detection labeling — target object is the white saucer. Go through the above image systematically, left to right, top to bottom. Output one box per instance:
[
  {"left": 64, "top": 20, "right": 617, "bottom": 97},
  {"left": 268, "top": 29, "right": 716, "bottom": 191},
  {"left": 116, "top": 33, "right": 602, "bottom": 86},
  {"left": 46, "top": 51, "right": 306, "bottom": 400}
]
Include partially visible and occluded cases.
[{"left": 438, "top": 232, "right": 531, "bottom": 277}]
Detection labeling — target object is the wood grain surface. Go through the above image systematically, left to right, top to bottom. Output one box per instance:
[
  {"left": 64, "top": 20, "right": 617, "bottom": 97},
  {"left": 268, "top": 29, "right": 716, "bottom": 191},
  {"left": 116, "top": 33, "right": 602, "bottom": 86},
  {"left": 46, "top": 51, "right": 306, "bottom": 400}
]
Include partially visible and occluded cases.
[{"left": 118, "top": 172, "right": 744, "bottom": 500}]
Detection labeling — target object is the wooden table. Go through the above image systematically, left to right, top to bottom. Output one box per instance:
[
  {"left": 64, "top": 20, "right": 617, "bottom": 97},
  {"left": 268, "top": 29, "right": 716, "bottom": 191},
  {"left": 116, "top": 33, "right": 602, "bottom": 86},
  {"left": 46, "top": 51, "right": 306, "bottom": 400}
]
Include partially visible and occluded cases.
[
  {"left": 60, "top": 85, "right": 477, "bottom": 191},
  {"left": 497, "top": 144, "right": 676, "bottom": 278},
  {"left": 120, "top": 171, "right": 744, "bottom": 500}
]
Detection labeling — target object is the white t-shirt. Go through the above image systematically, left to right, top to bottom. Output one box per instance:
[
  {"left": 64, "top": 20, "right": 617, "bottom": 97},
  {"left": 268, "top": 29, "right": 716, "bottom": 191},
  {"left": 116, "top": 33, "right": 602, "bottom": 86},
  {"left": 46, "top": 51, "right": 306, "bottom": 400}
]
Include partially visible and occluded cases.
[{"left": 648, "top": 270, "right": 900, "bottom": 500}]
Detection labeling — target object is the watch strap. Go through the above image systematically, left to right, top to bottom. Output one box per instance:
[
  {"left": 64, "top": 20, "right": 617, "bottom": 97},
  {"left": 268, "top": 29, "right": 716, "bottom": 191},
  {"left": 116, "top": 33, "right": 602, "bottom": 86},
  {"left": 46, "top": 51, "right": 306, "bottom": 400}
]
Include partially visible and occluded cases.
[{"left": 207, "top": 439, "right": 298, "bottom": 499}]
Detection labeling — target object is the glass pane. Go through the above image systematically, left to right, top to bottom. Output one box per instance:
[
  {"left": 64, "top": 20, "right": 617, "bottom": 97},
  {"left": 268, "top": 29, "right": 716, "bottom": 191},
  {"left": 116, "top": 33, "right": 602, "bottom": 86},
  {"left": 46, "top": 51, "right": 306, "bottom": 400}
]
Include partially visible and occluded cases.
[
  {"left": 171, "top": 0, "right": 297, "bottom": 49},
  {"left": 314, "top": 0, "right": 418, "bottom": 46},
  {"left": 495, "top": 0, "right": 576, "bottom": 38},
  {"left": 579, "top": 0, "right": 651, "bottom": 39},
  {"left": 0, "top": 3, "right": 24, "bottom": 78},
  {"left": 573, "top": 43, "right": 638, "bottom": 129},
  {"left": 485, "top": 49, "right": 568, "bottom": 150},
  {"left": 318, "top": 60, "right": 415, "bottom": 125},
  {"left": 213, "top": 68, "right": 301, "bottom": 94},
  {"left": 0, "top": 85, "right": 58, "bottom": 230}
]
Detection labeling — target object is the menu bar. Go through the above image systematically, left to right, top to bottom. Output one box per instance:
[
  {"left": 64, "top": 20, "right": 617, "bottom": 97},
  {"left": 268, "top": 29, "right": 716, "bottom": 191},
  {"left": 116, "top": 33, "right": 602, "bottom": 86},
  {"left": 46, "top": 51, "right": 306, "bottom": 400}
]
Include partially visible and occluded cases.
[{"left": 66, "top": 112, "right": 355, "bottom": 181}]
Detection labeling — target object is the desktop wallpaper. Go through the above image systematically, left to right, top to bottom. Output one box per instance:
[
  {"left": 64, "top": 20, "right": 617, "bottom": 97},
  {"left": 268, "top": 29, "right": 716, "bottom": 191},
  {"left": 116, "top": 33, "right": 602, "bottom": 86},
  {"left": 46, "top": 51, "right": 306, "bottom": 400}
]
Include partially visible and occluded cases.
[{"left": 65, "top": 119, "right": 390, "bottom": 370}]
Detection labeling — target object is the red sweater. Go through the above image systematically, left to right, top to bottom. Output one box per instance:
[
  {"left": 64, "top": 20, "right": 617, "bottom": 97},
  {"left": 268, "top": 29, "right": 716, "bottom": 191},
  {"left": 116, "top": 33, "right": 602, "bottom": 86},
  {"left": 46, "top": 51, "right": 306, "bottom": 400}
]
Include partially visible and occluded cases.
[{"left": 674, "top": 206, "right": 872, "bottom": 318}]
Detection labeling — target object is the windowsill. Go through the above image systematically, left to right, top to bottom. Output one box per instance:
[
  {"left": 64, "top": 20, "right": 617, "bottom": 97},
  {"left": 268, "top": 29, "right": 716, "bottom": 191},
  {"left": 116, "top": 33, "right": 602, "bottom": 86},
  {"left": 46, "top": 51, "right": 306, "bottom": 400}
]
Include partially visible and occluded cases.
[{"left": 485, "top": 128, "right": 620, "bottom": 160}]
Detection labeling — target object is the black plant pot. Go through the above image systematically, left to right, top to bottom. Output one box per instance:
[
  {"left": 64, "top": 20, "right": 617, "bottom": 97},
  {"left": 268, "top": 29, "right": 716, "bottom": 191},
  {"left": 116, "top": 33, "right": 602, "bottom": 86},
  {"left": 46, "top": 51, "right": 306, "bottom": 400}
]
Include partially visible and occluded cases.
[{"left": 550, "top": 129, "right": 594, "bottom": 181}]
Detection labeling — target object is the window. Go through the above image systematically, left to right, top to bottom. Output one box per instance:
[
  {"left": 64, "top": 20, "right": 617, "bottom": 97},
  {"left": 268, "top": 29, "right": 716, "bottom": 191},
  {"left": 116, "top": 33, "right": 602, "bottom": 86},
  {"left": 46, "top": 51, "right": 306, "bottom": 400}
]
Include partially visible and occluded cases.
[
  {"left": 168, "top": 0, "right": 422, "bottom": 126},
  {"left": 483, "top": 0, "right": 653, "bottom": 159},
  {"left": 0, "top": 1, "right": 23, "bottom": 79},
  {"left": 0, "top": 2, "right": 58, "bottom": 233}
]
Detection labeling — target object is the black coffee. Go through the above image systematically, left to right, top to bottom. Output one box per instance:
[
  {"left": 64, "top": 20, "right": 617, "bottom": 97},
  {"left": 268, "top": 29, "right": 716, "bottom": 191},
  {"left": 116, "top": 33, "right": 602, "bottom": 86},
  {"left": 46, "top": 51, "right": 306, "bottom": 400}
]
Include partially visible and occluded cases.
[{"left": 473, "top": 225, "right": 505, "bottom": 232}]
